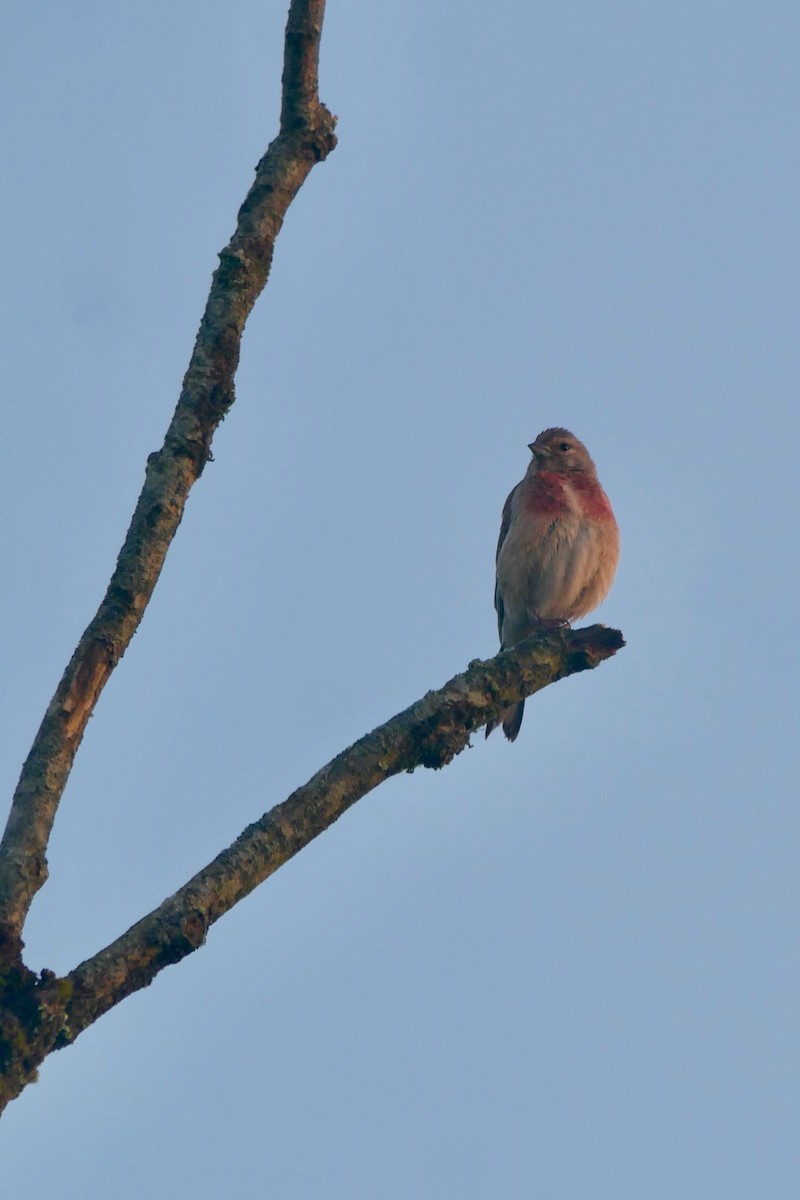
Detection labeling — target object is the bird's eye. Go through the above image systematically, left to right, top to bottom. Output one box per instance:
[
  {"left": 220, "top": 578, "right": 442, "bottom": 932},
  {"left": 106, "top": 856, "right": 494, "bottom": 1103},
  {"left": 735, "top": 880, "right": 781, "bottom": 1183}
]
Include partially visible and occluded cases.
[{"left": 558, "top": 442, "right": 571, "bottom": 452}]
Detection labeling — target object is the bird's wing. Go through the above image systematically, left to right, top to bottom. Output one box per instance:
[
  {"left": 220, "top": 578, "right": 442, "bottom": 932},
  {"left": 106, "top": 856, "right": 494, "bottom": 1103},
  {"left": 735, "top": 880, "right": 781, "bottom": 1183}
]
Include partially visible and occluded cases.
[
  {"left": 494, "top": 483, "right": 520, "bottom": 638},
  {"left": 496, "top": 483, "right": 520, "bottom": 562},
  {"left": 494, "top": 578, "right": 505, "bottom": 640}
]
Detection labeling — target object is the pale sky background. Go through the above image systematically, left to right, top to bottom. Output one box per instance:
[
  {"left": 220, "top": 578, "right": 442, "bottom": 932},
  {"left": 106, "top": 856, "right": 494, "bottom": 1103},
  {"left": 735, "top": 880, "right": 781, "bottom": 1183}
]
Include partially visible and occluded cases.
[{"left": 2, "top": 1, "right": 799, "bottom": 1196}]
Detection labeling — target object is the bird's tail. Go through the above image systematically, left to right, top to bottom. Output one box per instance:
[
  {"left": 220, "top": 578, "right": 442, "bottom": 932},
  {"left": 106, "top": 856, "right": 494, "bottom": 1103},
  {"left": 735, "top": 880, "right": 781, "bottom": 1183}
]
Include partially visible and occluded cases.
[{"left": 485, "top": 699, "right": 525, "bottom": 743}]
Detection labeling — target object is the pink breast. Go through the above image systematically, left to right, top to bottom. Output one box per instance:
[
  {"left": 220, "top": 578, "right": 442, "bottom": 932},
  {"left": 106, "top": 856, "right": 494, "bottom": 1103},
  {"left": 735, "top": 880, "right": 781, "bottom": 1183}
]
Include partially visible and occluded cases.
[
  {"left": 521, "top": 472, "right": 571, "bottom": 516},
  {"left": 568, "top": 474, "right": 616, "bottom": 520}
]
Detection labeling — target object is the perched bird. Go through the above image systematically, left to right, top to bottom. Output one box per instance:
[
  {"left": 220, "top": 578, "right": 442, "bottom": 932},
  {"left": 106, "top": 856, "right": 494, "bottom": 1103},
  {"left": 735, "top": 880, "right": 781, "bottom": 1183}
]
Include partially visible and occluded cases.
[{"left": 486, "top": 428, "right": 619, "bottom": 741}]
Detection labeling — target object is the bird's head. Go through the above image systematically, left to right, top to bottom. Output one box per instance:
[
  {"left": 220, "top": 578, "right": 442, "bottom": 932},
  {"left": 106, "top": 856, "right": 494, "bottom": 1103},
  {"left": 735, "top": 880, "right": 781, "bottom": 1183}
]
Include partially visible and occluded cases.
[{"left": 528, "top": 428, "right": 596, "bottom": 475}]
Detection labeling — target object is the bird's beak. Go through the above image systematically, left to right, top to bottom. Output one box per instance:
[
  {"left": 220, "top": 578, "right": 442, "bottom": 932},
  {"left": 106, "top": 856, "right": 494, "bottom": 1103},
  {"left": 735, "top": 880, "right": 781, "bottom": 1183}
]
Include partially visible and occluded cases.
[{"left": 528, "top": 442, "right": 549, "bottom": 459}]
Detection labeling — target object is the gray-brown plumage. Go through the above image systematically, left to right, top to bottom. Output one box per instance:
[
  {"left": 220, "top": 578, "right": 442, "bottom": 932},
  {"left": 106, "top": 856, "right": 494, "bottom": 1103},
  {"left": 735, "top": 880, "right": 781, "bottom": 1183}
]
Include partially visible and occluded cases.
[{"left": 487, "top": 428, "right": 619, "bottom": 741}]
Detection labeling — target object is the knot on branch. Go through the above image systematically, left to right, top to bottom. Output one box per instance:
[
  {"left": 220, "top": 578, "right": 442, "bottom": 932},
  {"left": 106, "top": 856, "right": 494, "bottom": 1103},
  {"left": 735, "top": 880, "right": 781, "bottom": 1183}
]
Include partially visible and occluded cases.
[
  {"left": 304, "top": 104, "right": 338, "bottom": 160},
  {"left": 405, "top": 709, "right": 473, "bottom": 772},
  {"left": 145, "top": 906, "right": 209, "bottom": 971}
]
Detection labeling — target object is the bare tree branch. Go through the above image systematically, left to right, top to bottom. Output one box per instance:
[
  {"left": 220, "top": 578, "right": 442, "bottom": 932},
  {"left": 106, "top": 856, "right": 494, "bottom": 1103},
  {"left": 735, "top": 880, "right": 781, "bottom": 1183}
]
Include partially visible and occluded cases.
[
  {"left": 0, "top": 0, "right": 336, "bottom": 959},
  {"left": 0, "top": 0, "right": 628, "bottom": 1126},
  {"left": 0, "top": 625, "right": 623, "bottom": 1113}
]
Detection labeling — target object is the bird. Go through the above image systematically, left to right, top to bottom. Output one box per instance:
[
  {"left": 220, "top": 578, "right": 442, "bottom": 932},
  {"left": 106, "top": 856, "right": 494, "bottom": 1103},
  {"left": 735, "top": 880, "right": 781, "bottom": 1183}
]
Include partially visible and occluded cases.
[{"left": 486, "top": 428, "right": 619, "bottom": 741}]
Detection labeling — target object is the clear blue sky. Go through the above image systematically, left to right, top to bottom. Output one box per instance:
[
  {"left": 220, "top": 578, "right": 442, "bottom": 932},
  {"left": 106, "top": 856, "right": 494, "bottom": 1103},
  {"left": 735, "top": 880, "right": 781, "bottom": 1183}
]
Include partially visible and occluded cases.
[{"left": 2, "top": 2, "right": 799, "bottom": 1195}]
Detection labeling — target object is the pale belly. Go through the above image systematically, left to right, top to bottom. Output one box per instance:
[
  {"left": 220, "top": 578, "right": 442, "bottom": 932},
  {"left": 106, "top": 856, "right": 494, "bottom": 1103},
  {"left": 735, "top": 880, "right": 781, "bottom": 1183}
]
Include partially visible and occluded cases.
[{"left": 496, "top": 513, "right": 618, "bottom": 644}]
